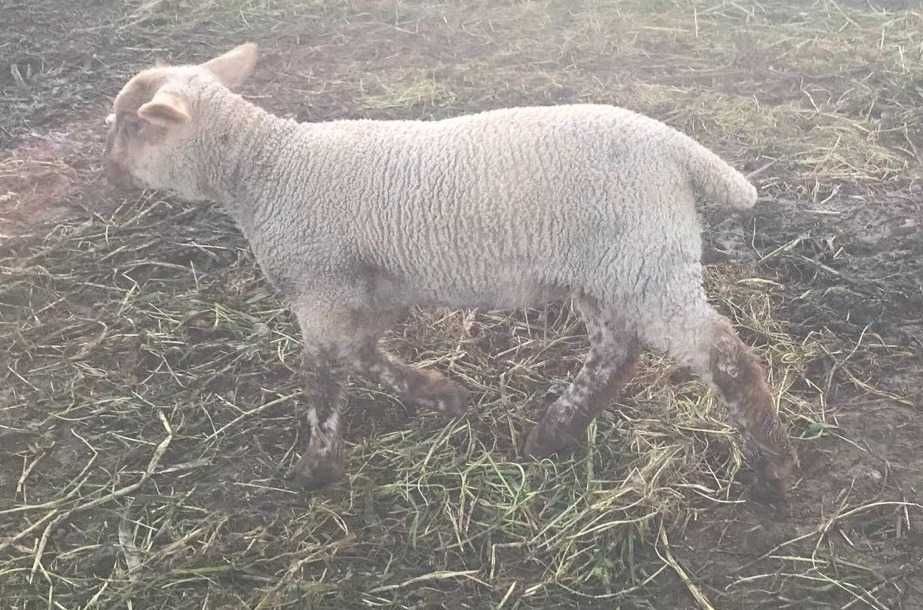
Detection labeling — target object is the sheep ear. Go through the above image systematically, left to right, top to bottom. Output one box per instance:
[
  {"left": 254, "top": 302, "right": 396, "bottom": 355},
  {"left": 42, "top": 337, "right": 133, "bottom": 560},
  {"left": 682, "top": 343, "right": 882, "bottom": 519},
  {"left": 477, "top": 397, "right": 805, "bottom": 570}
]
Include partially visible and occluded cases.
[
  {"left": 202, "top": 42, "right": 258, "bottom": 89},
  {"left": 138, "top": 89, "right": 190, "bottom": 127}
]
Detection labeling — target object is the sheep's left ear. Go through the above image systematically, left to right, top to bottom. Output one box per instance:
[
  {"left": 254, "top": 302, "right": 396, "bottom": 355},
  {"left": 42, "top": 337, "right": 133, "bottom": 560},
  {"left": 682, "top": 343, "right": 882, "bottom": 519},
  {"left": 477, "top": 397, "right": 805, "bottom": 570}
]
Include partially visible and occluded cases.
[
  {"left": 202, "top": 42, "right": 258, "bottom": 90},
  {"left": 138, "top": 89, "right": 190, "bottom": 127}
]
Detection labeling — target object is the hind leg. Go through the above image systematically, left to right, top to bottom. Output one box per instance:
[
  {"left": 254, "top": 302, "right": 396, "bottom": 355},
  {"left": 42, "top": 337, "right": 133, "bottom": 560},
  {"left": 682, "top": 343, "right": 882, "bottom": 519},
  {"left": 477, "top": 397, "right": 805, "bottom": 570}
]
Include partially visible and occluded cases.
[
  {"left": 524, "top": 297, "right": 640, "bottom": 457},
  {"left": 645, "top": 302, "right": 797, "bottom": 500}
]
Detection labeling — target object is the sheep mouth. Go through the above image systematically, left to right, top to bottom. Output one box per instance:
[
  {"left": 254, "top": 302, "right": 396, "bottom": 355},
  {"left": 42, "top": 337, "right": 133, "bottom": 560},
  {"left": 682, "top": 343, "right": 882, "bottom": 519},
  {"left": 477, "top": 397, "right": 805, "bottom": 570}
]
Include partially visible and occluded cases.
[{"left": 103, "top": 159, "right": 140, "bottom": 190}]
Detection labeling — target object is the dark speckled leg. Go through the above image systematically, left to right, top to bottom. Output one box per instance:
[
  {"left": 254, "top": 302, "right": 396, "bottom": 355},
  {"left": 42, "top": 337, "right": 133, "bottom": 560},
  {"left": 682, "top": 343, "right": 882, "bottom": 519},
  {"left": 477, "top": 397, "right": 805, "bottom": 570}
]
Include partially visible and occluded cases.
[
  {"left": 525, "top": 298, "right": 639, "bottom": 458},
  {"left": 290, "top": 302, "right": 468, "bottom": 490},
  {"left": 645, "top": 305, "right": 798, "bottom": 501},
  {"left": 705, "top": 317, "right": 797, "bottom": 500},
  {"left": 291, "top": 345, "right": 347, "bottom": 489},
  {"left": 357, "top": 345, "right": 469, "bottom": 417}
]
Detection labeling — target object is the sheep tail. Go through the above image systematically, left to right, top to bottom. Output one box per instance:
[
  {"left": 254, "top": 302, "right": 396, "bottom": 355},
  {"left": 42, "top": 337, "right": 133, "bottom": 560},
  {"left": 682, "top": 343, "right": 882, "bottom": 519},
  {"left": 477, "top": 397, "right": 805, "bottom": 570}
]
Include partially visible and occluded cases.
[{"left": 678, "top": 135, "right": 758, "bottom": 210}]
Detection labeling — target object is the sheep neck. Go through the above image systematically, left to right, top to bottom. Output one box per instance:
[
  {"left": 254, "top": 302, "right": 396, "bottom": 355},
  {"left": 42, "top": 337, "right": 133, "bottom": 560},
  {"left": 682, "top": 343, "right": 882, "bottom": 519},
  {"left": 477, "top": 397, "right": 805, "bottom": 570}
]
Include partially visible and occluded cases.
[{"left": 194, "top": 85, "right": 304, "bottom": 228}]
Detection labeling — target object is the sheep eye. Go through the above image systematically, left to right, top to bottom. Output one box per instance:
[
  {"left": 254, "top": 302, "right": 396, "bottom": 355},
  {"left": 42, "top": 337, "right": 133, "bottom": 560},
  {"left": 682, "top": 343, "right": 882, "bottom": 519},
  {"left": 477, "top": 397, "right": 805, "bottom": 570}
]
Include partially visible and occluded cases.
[{"left": 119, "top": 116, "right": 142, "bottom": 136}]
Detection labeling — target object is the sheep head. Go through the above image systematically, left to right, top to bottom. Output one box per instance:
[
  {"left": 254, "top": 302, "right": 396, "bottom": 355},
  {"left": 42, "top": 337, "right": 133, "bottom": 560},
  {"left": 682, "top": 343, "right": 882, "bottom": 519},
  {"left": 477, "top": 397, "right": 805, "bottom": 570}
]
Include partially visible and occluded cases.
[{"left": 103, "top": 42, "right": 258, "bottom": 199}]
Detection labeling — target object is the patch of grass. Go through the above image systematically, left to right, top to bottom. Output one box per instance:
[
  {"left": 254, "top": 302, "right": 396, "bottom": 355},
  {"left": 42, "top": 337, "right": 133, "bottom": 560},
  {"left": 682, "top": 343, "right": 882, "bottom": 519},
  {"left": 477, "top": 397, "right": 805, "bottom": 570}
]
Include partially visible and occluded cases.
[
  {"left": 362, "top": 73, "right": 457, "bottom": 111},
  {"left": 634, "top": 85, "right": 914, "bottom": 184}
]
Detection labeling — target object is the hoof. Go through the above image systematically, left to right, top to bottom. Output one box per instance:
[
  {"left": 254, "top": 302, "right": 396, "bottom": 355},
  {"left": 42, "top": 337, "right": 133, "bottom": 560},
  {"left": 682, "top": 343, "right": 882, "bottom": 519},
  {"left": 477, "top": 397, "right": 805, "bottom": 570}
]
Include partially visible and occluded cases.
[
  {"left": 412, "top": 369, "right": 469, "bottom": 417},
  {"left": 523, "top": 421, "right": 576, "bottom": 459},
  {"left": 290, "top": 448, "right": 345, "bottom": 490},
  {"left": 750, "top": 450, "right": 796, "bottom": 503}
]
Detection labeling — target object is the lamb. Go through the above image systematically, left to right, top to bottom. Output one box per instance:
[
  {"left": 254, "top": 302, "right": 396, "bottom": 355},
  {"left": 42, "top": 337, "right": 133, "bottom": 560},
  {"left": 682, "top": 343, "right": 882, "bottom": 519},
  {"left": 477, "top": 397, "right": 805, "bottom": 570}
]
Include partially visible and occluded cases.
[{"left": 103, "top": 42, "right": 797, "bottom": 500}]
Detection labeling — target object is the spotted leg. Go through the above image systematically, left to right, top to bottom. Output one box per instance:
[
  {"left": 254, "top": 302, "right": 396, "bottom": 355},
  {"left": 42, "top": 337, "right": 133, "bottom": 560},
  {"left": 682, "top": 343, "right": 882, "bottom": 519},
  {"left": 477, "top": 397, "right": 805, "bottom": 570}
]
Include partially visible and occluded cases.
[
  {"left": 525, "top": 298, "right": 640, "bottom": 458},
  {"left": 290, "top": 303, "right": 469, "bottom": 489},
  {"left": 645, "top": 304, "right": 797, "bottom": 500},
  {"left": 703, "top": 316, "right": 797, "bottom": 499},
  {"left": 292, "top": 341, "right": 349, "bottom": 489},
  {"left": 356, "top": 341, "right": 469, "bottom": 417}
]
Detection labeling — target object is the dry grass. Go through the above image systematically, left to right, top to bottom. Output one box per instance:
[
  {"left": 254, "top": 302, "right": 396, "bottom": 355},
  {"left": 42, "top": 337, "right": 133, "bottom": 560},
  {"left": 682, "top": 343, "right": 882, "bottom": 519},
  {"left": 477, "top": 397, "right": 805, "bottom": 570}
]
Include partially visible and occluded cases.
[{"left": 1, "top": 1, "right": 921, "bottom": 608}]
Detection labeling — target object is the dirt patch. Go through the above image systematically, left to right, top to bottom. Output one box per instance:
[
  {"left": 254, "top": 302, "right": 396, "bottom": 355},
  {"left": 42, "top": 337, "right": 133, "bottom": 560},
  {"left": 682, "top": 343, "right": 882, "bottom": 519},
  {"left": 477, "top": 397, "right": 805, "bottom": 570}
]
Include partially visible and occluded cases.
[{"left": 1, "top": 133, "right": 84, "bottom": 239}]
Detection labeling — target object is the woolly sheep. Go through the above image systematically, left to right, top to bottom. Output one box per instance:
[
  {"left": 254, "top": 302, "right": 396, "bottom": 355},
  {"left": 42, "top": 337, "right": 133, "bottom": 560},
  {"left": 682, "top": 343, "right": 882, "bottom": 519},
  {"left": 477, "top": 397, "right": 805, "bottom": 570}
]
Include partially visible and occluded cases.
[{"left": 103, "top": 43, "right": 797, "bottom": 500}]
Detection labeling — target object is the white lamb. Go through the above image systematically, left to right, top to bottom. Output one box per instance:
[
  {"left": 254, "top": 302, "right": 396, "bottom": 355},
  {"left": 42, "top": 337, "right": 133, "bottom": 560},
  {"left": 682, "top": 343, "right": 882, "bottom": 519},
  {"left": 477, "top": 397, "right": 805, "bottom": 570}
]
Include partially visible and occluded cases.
[{"left": 103, "top": 43, "right": 797, "bottom": 500}]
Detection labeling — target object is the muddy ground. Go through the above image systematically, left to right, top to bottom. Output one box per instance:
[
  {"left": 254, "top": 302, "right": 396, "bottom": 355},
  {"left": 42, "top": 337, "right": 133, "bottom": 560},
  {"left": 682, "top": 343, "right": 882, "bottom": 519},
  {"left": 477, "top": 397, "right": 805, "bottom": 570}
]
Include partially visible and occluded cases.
[{"left": 1, "top": 1, "right": 921, "bottom": 609}]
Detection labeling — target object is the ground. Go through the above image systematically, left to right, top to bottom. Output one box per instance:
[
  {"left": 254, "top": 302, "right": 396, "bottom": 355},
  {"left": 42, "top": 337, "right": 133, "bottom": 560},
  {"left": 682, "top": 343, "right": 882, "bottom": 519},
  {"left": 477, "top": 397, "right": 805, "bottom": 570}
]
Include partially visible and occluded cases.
[{"left": 0, "top": 1, "right": 921, "bottom": 608}]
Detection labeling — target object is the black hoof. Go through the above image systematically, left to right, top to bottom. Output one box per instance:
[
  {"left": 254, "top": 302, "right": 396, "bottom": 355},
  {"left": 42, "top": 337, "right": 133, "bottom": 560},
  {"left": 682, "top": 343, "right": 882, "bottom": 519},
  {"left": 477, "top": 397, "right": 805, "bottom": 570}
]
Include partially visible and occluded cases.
[{"left": 289, "top": 450, "right": 345, "bottom": 490}]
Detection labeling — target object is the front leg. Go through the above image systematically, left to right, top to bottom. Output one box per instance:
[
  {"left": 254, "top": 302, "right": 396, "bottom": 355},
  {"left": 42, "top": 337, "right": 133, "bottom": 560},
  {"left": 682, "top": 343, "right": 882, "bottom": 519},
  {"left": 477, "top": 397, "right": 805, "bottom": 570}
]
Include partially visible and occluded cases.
[
  {"left": 288, "top": 300, "right": 469, "bottom": 490},
  {"left": 288, "top": 301, "right": 363, "bottom": 489},
  {"left": 291, "top": 345, "right": 348, "bottom": 488},
  {"left": 357, "top": 345, "right": 469, "bottom": 417},
  {"left": 291, "top": 350, "right": 468, "bottom": 488}
]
